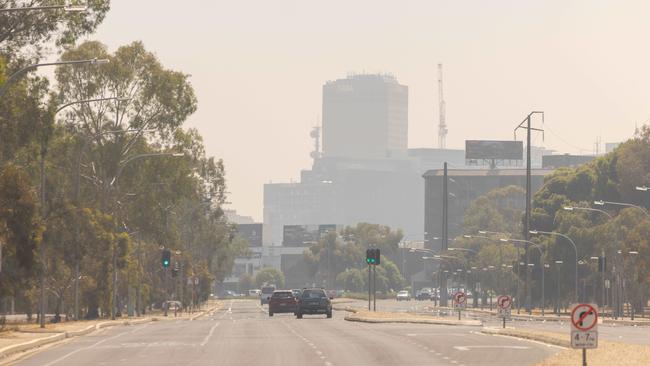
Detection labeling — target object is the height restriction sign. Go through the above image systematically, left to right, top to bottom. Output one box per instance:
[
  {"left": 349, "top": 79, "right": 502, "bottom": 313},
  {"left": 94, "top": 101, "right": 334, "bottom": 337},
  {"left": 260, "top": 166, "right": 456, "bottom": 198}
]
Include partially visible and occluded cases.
[{"left": 570, "top": 303, "right": 598, "bottom": 349}]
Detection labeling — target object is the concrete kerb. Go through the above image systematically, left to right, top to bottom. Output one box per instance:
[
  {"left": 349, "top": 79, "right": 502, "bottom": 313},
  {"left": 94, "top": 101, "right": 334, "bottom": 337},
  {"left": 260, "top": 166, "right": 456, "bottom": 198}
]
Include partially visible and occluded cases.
[
  {"left": 335, "top": 305, "right": 482, "bottom": 326},
  {"left": 345, "top": 313, "right": 482, "bottom": 326},
  {"left": 0, "top": 318, "right": 154, "bottom": 360},
  {"left": 480, "top": 327, "right": 570, "bottom": 348},
  {"left": 0, "top": 333, "right": 66, "bottom": 360}
]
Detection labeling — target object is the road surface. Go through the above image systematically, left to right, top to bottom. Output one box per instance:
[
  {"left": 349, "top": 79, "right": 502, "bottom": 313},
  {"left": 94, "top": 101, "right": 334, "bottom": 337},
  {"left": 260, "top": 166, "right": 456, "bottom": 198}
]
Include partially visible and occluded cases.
[
  {"left": 348, "top": 298, "right": 650, "bottom": 345},
  {"left": 13, "top": 299, "right": 559, "bottom": 366}
]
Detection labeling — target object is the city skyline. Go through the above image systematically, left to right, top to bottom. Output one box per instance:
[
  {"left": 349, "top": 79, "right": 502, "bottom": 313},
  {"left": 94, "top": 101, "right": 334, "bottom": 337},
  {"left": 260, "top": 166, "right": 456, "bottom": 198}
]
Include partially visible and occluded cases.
[{"left": 91, "top": 1, "right": 646, "bottom": 220}]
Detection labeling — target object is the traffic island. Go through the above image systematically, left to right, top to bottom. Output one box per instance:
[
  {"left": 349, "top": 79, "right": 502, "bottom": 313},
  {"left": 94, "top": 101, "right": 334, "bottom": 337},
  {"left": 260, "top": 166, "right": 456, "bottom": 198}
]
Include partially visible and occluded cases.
[{"left": 344, "top": 310, "right": 482, "bottom": 326}]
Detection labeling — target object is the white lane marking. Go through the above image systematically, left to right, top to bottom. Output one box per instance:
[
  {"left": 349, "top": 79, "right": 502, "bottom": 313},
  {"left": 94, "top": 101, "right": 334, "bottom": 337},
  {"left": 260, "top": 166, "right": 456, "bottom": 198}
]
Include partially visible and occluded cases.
[
  {"left": 200, "top": 322, "right": 221, "bottom": 346},
  {"left": 42, "top": 323, "right": 150, "bottom": 366},
  {"left": 406, "top": 333, "right": 467, "bottom": 337},
  {"left": 453, "top": 345, "right": 530, "bottom": 351},
  {"left": 325, "top": 362, "right": 333, "bottom": 366}
]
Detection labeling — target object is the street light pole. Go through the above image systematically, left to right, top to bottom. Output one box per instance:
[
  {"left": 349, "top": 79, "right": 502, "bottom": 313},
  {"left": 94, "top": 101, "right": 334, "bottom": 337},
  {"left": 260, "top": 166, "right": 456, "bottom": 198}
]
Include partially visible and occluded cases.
[
  {"left": 0, "top": 2, "right": 88, "bottom": 12},
  {"left": 0, "top": 58, "right": 109, "bottom": 98},
  {"left": 36, "top": 65, "right": 110, "bottom": 329},
  {"left": 58, "top": 98, "right": 131, "bottom": 322},
  {"left": 108, "top": 153, "right": 184, "bottom": 321},
  {"left": 563, "top": 206, "right": 614, "bottom": 311},
  {"left": 530, "top": 230, "right": 578, "bottom": 304},
  {"left": 555, "top": 260, "right": 563, "bottom": 315}
]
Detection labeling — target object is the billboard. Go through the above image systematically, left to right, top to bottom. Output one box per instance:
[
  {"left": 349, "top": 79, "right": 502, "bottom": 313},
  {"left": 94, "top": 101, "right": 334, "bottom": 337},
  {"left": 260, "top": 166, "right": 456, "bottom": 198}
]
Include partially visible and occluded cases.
[
  {"left": 465, "top": 140, "right": 523, "bottom": 160},
  {"left": 236, "top": 223, "right": 263, "bottom": 247},
  {"left": 282, "top": 224, "right": 339, "bottom": 247}
]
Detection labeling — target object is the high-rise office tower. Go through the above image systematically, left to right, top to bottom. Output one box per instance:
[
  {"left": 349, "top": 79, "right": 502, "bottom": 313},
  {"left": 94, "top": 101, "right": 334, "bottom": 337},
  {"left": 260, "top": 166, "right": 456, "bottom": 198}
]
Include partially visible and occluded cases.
[{"left": 322, "top": 74, "right": 408, "bottom": 159}]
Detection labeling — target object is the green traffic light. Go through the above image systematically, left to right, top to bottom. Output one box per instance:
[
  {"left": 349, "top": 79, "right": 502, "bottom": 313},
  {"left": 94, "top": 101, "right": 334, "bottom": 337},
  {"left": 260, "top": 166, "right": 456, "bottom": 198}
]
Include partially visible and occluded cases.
[{"left": 163, "top": 260, "right": 169, "bottom": 267}]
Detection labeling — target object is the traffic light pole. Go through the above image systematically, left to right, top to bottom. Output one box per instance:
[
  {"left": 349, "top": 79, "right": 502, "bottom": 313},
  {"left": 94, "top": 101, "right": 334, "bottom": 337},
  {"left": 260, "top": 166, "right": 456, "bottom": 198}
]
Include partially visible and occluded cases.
[
  {"left": 368, "top": 264, "right": 371, "bottom": 311},
  {"left": 373, "top": 265, "right": 377, "bottom": 312}
]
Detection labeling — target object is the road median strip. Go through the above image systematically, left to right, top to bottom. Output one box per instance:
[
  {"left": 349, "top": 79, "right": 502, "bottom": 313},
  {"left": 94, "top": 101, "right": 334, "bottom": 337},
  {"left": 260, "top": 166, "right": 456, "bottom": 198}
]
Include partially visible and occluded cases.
[{"left": 338, "top": 307, "right": 482, "bottom": 326}]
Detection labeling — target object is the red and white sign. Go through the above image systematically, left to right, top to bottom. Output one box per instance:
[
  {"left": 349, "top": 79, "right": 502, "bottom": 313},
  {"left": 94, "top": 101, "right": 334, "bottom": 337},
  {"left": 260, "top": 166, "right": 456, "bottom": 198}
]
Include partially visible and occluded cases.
[
  {"left": 453, "top": 291, "right": 466, "bottom": 308},
  {"left": 497, "top": 295, "right": 512, "bottom": 310},
  {"left": 570, "top": 303, "right": 598, "bottom": 349}
]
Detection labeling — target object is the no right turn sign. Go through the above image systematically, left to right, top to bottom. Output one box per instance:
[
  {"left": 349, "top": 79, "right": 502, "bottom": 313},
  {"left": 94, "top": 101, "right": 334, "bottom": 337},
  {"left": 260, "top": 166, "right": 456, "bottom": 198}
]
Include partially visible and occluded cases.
[{"left": 570, "top": 303, "right": 598, "bottom": 349}]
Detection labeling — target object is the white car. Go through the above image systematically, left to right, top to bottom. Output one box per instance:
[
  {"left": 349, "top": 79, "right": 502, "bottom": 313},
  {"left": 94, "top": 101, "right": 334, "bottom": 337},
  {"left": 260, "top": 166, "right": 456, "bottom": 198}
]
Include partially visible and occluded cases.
[{"left": 396, "top": 290, "right": 411, "bottom": 301}]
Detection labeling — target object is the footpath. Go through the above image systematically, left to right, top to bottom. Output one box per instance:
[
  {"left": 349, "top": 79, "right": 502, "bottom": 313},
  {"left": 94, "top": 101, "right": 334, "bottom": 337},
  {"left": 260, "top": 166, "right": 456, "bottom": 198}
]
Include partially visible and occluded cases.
[{"left": 0, "top": 300, "right": 221, "bottom": 363}]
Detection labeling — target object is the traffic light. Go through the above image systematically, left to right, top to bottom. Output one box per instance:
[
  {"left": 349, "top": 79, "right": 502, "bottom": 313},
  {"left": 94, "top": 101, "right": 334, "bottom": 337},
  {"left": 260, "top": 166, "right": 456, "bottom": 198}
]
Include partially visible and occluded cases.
[
  {"left": 365, "top": 248, "right": 381, "bottom": 265},
  {"left": 162, "top": 249, "right": 171, "bottom": 268}
]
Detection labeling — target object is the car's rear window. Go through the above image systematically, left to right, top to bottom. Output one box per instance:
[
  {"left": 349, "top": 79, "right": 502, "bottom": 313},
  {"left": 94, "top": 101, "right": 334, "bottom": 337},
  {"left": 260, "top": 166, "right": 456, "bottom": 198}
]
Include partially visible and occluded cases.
[
  {"left": 262, "top": 287, "right": 275, "bottom": 294},
  {"left": 302, "top": 289, "right": 326, "bottom": 299},
  {"left": 272, "top": 291, "right": 293, "bottom": 298}
]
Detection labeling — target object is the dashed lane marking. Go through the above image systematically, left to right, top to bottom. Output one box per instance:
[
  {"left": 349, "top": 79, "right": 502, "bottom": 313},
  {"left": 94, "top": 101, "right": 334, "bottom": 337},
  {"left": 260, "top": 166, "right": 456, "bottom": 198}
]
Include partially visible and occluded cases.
[
  {"left": 200, "top": 322, "right": 220, "bottom": 346},
  {"left": 42, "top": 323, "right": 150, "bottom": 366}
]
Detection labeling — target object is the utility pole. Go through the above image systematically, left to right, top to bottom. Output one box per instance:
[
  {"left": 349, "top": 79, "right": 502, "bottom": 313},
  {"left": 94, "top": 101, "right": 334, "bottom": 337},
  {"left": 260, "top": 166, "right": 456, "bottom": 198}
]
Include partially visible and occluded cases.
[
  {"left": 514, "top": 112, "right": 544, "bottom": 314},
  {"left": 441, "top": 162, "right": 449, "bottom": 307}
]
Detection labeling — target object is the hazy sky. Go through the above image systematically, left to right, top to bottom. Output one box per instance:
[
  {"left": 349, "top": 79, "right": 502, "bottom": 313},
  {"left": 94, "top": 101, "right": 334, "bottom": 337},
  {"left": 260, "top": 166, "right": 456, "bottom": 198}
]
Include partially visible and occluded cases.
[{"left": 89, "top": 0, "right": 650, "bottom": 221}]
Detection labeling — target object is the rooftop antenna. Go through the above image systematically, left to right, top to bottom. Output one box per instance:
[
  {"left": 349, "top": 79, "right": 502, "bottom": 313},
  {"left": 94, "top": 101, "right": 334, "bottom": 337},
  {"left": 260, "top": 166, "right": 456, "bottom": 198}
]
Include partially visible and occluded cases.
[{"left": 438, "top": 63, "right": 447, "bottom": 149}]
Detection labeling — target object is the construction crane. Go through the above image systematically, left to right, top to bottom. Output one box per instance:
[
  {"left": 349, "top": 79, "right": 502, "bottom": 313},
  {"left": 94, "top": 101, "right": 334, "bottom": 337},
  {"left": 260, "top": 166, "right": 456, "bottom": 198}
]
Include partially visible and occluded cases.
[{"left": 438, "top": 63, "right": 447, "bottom": 149}]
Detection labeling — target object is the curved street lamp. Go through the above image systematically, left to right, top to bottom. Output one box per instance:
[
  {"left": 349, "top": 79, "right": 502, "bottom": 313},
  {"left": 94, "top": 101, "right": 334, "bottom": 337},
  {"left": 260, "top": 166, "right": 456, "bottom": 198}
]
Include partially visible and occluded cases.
[
  {"left": 0, "top": 1, "right": 88, "bottom": 12},
  {"left": 0, "top": 58, "right": 109, "bottom": 98},
  {"left": 594, "top": 200, "right": 650, "bottom": 219},
  {"left": 529, "top": 230, "right": 578, "bottom": 304}
]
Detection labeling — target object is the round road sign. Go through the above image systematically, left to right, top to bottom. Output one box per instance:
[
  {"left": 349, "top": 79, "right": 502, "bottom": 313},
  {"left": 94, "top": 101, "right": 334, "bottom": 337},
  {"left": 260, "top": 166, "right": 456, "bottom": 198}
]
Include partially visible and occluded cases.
[
  {"left": 453, "top": 291, "right": 466, "bottom": 305},
  {"left": 497, "top": 295, "right": 512, "bottom": 310},
  {"left": 571, "top": 303, "right": 598, "bottom": 332}
]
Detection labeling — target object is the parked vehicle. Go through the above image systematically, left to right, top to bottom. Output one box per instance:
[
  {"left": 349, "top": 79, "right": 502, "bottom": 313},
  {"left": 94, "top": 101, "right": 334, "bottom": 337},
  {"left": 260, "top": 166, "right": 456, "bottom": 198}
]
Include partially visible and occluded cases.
[
  {"left": 261, "top": 285, "right": 276, "bottom": 305},
  {"left": 296, "top": 288, "right": 332, "bottom": 319},
  {"left": 249, "top": 289, "right": 261, "bottom": 297},
  {"left": 416, "top": 289, "right": 431, "bottom": 300},
  {"left": 269, "top": 290, "right": 298, "bottom": 316},
  {"left": 396, "top": 290, "right": 411, "bottom": 301}
]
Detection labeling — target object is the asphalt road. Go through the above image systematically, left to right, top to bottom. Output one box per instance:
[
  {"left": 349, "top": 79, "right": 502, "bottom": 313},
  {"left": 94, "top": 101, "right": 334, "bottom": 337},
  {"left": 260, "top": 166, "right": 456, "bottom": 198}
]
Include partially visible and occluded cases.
[
  {"left": 350, "top": 298, "right": 650, "bottom": 345},
  {"left": 13, "top": 300, "right": 559, "bottom": 366}
]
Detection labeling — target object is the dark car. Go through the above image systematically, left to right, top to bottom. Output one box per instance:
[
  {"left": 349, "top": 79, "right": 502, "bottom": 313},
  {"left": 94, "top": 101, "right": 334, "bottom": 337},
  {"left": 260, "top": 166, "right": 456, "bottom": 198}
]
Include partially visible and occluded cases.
[
  {"left": 260, "top": 285, "right": 276, "bottom": 305},
  {"left": 296, "top": 288, "right": 332, "bottom": 319},
  {"left": 291, "top": 289, "right": 303, "bottom": 300},
  {"left": 268, "top": 290, "right": 298, "bottom": 316},
  {"left": 416, "top": 291, "right": 431, "bottom": 301}
]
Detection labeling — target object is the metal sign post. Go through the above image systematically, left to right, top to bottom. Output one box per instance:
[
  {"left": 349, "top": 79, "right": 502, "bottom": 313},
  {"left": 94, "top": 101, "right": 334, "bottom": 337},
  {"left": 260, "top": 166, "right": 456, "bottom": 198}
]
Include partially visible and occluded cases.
[
  {"left": 453, "top": 291, "right": 466, "bottom": 320},
  {"left": 497, "top": 295, "right": 513, "bottom": 328},
  {"left": 570, "top": 303, "right": 598, "bottom": 366}
]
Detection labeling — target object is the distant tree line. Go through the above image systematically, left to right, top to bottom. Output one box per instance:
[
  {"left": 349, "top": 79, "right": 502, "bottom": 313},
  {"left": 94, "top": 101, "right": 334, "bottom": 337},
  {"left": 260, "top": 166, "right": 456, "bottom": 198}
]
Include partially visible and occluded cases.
[{"left": 0, "top": 1, "right": 246, "bottom": 321}]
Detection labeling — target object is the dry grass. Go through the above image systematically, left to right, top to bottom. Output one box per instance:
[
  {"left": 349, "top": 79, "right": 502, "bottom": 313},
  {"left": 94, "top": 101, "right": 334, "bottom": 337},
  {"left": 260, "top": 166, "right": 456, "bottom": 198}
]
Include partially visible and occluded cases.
[
  {"left": 483, "top": 327, "right": 650, "bottom": 365},
  {"left": 537, "top": 341, "right": 650, "bottom": 366}
]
